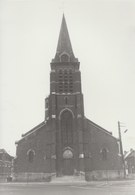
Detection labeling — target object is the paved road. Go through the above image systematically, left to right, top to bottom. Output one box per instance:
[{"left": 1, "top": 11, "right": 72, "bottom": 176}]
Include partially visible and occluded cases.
[{"left": 0, "top": 180, "right": 135, "bottom": 195}]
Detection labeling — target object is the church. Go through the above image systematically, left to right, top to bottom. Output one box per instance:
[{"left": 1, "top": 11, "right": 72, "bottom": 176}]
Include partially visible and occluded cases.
[{"left": 14, "top": 15, "right": 123, "bottom": 181}]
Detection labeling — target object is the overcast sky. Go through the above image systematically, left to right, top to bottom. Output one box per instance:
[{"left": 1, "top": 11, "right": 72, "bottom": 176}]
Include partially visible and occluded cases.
[{"left": 0, "top": 0, "right": 135, "bottom": 156}]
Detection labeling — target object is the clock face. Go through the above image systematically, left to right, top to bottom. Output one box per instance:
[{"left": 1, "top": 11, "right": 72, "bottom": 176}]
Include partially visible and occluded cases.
[{"left": 63, "top": 149, "right": 73, "bottom": 159}]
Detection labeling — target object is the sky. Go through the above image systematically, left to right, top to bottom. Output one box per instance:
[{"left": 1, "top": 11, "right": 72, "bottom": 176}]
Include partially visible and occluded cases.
[{"left": 0, "top": 0, "right": 135, "bottom": 156}]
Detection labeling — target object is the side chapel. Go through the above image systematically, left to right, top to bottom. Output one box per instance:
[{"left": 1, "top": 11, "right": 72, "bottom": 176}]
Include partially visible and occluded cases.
[{"left": 14, "top": 15, "right": 123, "bottom": 181}]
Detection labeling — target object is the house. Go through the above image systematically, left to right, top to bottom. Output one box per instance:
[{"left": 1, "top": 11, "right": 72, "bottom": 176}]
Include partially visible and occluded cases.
[
  {"left": 0, "top": 149, "right": 14, "bottom": 180},
  {"left": 125, "top": 149, "right": 135, "bottom": 175}
]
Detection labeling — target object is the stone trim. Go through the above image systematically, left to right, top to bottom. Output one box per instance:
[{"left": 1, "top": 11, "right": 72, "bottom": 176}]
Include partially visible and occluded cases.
[
  {"left": 59, "top": 108, "right": 75, "bottom": 119},
  {"left": 52, "top": 115, "right": 56, "bottom": 119}
]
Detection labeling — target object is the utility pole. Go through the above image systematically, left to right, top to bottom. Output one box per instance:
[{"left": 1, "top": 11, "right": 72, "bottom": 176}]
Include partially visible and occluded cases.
[{"left": 118, "top": 121, "right": 126, "bottom": 178}]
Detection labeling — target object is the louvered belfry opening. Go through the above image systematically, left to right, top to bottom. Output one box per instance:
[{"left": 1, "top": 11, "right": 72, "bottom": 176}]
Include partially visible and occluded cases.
[{"left": 58, "top": 69, "right": 73, "bottom": 94}]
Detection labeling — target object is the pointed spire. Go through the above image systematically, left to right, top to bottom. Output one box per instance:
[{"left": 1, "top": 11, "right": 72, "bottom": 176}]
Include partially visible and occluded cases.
[
  {"left": 53, "top": 14, "right": 76, "bottom": 62},
  {"left": 56, "top": 14, "right": 73, "bottom": 55}
]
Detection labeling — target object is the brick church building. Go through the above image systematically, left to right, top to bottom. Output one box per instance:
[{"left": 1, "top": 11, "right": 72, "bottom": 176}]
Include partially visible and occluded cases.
[{"left": 14, "top": 15, "right": 123, "bottom": 181}]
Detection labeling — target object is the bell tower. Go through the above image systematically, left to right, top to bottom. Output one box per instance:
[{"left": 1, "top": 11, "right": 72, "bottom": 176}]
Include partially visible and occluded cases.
[{"left": 45, "top": 15, "right": 85, "bottom": 176}]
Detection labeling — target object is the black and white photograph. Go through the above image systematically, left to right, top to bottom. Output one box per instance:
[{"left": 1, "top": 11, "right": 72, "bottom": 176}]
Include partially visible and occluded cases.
[{"left": 0, "top": 0, "right": 135, "bottom": 194}]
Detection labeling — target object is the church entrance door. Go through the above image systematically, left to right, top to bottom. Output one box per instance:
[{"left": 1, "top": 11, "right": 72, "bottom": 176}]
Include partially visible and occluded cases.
[
  {"left": 62, "top": 148, "right": 74, "bottom": 175},
  {"left": 62, "top": 159, "right": 74, "bottom": 175}
]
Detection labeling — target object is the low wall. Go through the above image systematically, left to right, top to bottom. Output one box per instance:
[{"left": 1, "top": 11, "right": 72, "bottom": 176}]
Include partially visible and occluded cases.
[
  {"left": 85, "top": 170, "right": 124, "bottom": 181},
  {"left": 12, "top": 171, "right": 125, "bottom": 182},
  {"left": 13, "top": 172, "right": 56, "bottom": 182},
  {"left": 127, "top": 173, "right": 135, "bottom": 179},
  {"left": 0, "top": 174, "right": 12, "bottom": 183},
  {"left": 0, "top": 175, "right": 7, "bottom": 182}
]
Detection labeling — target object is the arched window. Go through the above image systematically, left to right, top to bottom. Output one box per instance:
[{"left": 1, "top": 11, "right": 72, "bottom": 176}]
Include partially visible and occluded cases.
[
  {"left": 60, "top": 54, "right": 69, "bottom": 62},
  {"left": 61, "top": 110, "right": 73, "bottom": 145},
  {"left": 101, "top": 148, "right": 108, "bottom": 161},
  {"left": 27, "top": 149, "right": 35, "bottom": 163},
  {"left": 63, "top": 149, "right": 73, "bottom": 159}
]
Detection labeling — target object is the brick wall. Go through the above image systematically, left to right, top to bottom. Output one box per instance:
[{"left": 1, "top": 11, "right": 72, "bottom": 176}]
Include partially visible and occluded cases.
[
  {"left": 84, "top": 119, "right": 122, "bottom": 173},
  {"left": 14, "top": 123, "right": 56, "bottom": 174}
]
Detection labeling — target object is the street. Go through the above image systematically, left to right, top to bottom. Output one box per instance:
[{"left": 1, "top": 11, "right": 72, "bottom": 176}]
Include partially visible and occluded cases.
[{"left": 0, "top": 180, "right": 135, "bottom": 195}]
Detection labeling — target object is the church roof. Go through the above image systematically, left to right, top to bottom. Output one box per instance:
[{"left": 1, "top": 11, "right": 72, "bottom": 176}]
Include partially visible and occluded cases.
[
  {"left": 86, "top": 118, "right": 117, "bottom": 139},
  {"left": 15, "top": 122, "right": 46, "bottom": 144},
  {"left": 21, "top": 122, "right": 45, "bottom": 137}
]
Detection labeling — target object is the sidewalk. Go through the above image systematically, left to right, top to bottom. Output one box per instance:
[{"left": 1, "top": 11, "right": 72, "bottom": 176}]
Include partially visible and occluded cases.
[{"left": 0, "top": 179, "right": 135, "bottom": 186}]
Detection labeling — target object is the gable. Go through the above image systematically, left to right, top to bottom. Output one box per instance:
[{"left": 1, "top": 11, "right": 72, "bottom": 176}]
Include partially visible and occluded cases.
[
  {"left": 86, "top": 118, "right": 117, "bottom": 140},
  {"left": 15, "top": 121, "right": 47, "bottom": 144}
]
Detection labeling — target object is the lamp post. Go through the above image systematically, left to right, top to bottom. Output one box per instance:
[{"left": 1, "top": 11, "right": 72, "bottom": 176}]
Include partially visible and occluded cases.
[{"left": 118, "top": 121, "right": 126, "bottom": 179}]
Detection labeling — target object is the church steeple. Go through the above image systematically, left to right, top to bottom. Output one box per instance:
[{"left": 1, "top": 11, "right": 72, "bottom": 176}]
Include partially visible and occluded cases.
[{"left": 53, "top": 14, "right": 77, "bottom": 62}]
